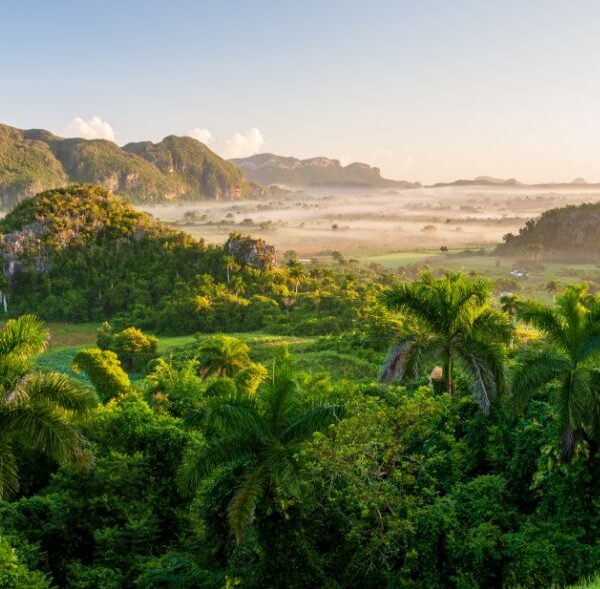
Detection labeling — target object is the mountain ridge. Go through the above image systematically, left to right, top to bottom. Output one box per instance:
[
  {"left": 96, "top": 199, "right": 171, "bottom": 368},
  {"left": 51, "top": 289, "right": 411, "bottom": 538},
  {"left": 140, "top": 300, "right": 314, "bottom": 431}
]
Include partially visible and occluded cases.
[
  {"left": 0, "top": 123, "right": 268, "bottom": 207},
  {"left": 230, "top": 152, "right": 421, "bottom": 188}
]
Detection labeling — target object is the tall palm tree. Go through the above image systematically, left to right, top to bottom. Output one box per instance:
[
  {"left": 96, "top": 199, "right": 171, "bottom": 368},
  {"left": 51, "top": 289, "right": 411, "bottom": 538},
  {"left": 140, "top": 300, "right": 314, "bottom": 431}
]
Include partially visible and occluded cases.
[
  {"left": 287, "top": 258, "right": 304, "bottom": 294},
  {"left": 381, "top": 272, "right": 512, "bottom": 413},
  {"left": 511, "top": 284, "right": 600, "bottom": 461},
  {"left": 0, "top": 315, "right": 96, "bottom": 498},
  {"left": 198, "top": 335, "right": 252, "bottom": 378},
  {"left": 179, "top": 353, "right": 343, "bottom": 542}
]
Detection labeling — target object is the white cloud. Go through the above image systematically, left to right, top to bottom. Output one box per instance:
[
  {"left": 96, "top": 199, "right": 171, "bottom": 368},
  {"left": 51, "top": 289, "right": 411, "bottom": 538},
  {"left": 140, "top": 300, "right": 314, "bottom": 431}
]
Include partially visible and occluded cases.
[
  {"left": 65, "top": 116, "right": 116, "bottom": 141},
  {"left": 187, "top": 127, "right": 215, "bottom": 145},
  {"left": 224, "top": 128, "right": 265, "bottom": 158}
]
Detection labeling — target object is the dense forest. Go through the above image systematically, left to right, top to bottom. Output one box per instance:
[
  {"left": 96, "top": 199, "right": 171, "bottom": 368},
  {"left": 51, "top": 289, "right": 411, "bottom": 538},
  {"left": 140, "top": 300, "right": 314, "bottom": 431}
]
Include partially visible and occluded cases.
[
  {"left": 2, "top": 185, "right": 600, "bottom": 587},
  {"left": 497, "top": 201, "right": 600, "bottom": 260}
]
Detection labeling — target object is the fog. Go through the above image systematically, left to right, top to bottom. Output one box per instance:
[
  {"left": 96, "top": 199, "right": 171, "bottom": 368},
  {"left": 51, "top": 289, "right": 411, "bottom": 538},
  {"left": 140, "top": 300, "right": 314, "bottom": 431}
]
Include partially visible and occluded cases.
[{"left": 139, "top": 186, "right": 600, "bottom": 256}]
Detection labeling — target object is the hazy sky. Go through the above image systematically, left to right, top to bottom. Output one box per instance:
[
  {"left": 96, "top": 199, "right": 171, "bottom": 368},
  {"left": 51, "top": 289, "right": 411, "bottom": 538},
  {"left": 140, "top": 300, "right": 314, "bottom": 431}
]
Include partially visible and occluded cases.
[{"left": 2, "top": 0, "right": 600, "bottom": 183}]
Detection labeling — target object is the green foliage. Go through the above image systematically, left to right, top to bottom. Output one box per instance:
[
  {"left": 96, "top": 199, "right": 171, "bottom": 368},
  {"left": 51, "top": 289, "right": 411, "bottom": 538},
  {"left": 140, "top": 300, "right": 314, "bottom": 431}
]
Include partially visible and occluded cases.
[
  {"left": 498, "top": 201, "right": 600, "bottom": 261},
  {"left": 382, "top": 271, "right": 512, "bottom": 413},
  {"left": 510, "top": 284, "right": 600, "bottom": 461},
  {"left": 0, "top": 315, "right": 95, "bottom": 499},
  {"left": 98, "top": 325, "right": 157, "bottom": 372},
  {"left": 197, "top": 335, "right": 252, "bottom": 378},
  {"left": 72, "top": 348, "right": 130, "bottom": 402},
  {"left": 179, "top": 352, "right": 343, "bottom": 542},
  {"left": 0, "top": 535, "right": 50, "bottom": 588}
]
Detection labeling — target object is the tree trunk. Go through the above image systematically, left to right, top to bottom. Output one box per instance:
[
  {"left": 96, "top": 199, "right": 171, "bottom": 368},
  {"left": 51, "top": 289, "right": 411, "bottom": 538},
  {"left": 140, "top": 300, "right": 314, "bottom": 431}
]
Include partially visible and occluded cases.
[{"left": 443, "top": 350, "right": 454, "bottom": 395}]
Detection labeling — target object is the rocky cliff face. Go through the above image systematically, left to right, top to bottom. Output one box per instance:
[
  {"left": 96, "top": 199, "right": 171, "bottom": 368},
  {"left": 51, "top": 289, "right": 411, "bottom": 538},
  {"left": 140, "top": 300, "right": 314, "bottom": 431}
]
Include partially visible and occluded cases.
[
  {"left": 0, "top": 123, "right": 267, "bottom": 207},
  {"left": 230, "top": 153, "right": 421, "bottom": 188}
]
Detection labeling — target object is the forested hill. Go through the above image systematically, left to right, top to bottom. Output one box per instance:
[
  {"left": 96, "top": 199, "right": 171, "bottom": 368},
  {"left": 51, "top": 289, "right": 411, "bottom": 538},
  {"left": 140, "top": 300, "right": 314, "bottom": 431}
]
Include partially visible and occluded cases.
[
  {"left": 0, "top": 123, "right": 269, "bottom": 207},
  {"left": 230, "top": 153, "right": 421, "bottom": 188},
  {"left": 0, "top": 184, "right": 210, "bottom": 319},
  {"left": 497, "top": 201, "right": 600, "bottom": 259}
]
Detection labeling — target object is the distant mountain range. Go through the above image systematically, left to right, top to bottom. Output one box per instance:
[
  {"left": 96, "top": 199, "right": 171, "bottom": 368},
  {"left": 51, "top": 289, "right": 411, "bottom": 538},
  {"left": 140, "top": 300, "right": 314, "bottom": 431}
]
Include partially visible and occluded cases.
[
  {"left": 3, "top": 121, "right": 600, "bottom": 208},
  {"left": 0, "top": 123, "right": 268, "bottom": 207},
  {"left": 230, "top": 153, "right": 421, "bottom": 189},
  {"left": 429, "top": 176, "right": 600, "bottom": 189}
]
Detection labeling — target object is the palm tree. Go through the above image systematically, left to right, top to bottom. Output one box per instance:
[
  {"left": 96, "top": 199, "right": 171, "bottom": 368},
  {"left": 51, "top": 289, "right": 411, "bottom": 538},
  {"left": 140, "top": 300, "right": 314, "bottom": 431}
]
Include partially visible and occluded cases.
[
  {"left": 223, "top": 255, "right": 237, "bottom": 284},
  {"left": 287, "top": 259, "right": 304, "bottom": 294},
  {"left": 381, "top": 272, "right": 512, "bottom": 413},
  {"left": 510, "top": 284, "right": 600, "bottom": 461},
  {"left": 500, "top": 293, "right": 522, "bottom": 319},
  {"left": 500, "top": 293, "right": 522, "bottom": 348},
  {"left": 0, "top": 315, "right": 96, "bottom": 498},
  {"left": 198, "top": 335, "right": 252, "bottom": 378},
  {"left": 179, "top": 353, "right": 343, "bottom": 542}
]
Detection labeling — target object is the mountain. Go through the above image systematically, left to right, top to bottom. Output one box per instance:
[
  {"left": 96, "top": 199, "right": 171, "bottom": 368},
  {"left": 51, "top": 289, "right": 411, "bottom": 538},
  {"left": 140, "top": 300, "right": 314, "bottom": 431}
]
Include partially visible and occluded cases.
[
  {"left": 0, "top": 123, "right": 267, "bottom": 207},
  {"left": 230, "top": 153, "right": 421, "bottom": 188},
  {"left": 428, "top": 176, "right": 600, "bottom": 189},
  {"left": 429, "top": 176, "right": 523, "bottom": 188},
  {"left": 496, "top": 201, "right": 600, "bottom": 260}
]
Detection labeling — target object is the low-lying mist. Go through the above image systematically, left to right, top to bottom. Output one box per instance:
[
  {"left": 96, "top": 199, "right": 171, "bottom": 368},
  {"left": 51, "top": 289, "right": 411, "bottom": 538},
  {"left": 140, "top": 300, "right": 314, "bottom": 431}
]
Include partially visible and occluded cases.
[{"left": 139, "top": 186, "right": 600, "bottom": 256}]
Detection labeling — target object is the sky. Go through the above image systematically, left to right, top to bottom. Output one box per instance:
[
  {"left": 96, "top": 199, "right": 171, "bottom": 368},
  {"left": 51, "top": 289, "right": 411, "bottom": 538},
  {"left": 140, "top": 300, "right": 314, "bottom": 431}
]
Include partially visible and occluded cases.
[{"left": 2, "top": 0, "right": 600, "bottom": 183}]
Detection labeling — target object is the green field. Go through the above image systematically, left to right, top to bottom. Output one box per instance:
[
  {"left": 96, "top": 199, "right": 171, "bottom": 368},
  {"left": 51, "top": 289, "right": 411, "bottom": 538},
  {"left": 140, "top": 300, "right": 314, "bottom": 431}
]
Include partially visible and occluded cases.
[
  {"left": 362, "top": 250, "right": 600, "bottom": 303},
  {"left": 35, "top": 327, "right": 380, "bottom": 385}
]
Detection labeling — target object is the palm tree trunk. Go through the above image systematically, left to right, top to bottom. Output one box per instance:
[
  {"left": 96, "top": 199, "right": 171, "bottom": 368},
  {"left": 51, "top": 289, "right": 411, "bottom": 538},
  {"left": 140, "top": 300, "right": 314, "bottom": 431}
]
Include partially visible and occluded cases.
[{"left": 443, "top": 349, "right": 454, "bottom": 395}]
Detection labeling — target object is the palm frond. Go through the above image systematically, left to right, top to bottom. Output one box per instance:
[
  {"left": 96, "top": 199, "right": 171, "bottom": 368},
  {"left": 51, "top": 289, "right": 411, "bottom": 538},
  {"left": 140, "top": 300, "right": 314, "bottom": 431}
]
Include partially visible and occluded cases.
[
  {"left": 382, "top": 282, "right": 443, "bottom": 333},
  {"left": 518, "top": 302, "right": 565, "bottom": 343},
  {"left": 470, "top": 309, "right": 513, "bottom": 343},
  {"left": 0, "top": 315, "right": 48, "bottom": 359},
  {"left": 378, "top": 334, "right": 439, "bottom": 384},
  {"left": 577, "top": 334, "right": 600, "bottom": 364},
  {"left": 461, "top": 342, "right": 505, "bottom": 415},
  {"left": 509, "top": 346, "right": 569, "bottom": 414},
  {"left": 264, "top": 359, "right": 300, "bottom": 435},
  {"left": 22, "top": 372, "right": 98, "bottom": 413},
  {"left": 204, "top": 394, "right": 265, "bottom": 438},
  {"left": 5, "top": 402, "right": 84, "bottom": 464},
  {"left": 282, "top": 402, "right": 343, "bottom": 443},
  {"left": 0, "top": 435, "right": 18, "bottom": 500},
  {"left": 178, "top": 438, "right": 256, "bottom": 494},
  {"left": 228, "top": 466, "right": 266, "bottom": 542}
]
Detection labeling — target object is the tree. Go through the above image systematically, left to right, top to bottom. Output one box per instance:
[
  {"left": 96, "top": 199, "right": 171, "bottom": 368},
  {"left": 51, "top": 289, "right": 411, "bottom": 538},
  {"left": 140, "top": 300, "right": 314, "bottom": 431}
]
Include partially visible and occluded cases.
[
  {"left": 222, "top": 254, "right": 237, "bottom": 284},
  {"left": 287, "top": 258, "right": 304, "bottom": 294},
  {"left": 382, "top": 272, "right": 512, "bottom": 413},
  {"left": 510, "top": 284, "right": 600, "bottom": 461},
  {"left": 500, "top": 293, "right": 522, "bottom": 319},
  {"left": 0, "top": 315, "right": 96, "bottom": 498},
  {"left": 111, "top": 327, "right": 158, "bottom": 372},
  {"left": 197, "top": 335, "right": 251, "bottom": 378},
  {"left": 72, "top": 348, "right": 131, "bottom": 402},
  {"left": 179, "top": 352, "right": 343, "bottom": 542}
]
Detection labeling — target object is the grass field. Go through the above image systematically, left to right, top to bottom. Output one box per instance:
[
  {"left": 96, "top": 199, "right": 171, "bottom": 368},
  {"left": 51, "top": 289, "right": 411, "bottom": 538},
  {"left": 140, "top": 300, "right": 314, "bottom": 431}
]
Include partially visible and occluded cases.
[
  {"left": 362, "top": 250, "right": 600, "bottom": 303},
  {"left": 34, "top": 326, "right": 381, "bottom": 385}
]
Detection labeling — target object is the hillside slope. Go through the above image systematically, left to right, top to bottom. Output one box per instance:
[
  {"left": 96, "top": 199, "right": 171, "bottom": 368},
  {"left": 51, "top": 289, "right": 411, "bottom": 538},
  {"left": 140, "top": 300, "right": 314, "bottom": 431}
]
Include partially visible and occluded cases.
[
  {"left": 0, "top": 123, "right": 266, "bottom": 207},
  {"left": 230, "top": 153, "right": 420, "bottom": 188},
  {"left": 496, "top": 201, "right": 600, "bottom": 259}
]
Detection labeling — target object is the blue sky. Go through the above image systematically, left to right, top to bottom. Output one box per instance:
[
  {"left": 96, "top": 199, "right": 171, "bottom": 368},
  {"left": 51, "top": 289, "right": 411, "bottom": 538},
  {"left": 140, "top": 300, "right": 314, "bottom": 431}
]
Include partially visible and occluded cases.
[{"left": 2, "top": 0, "right": 600, "bottom": 182}]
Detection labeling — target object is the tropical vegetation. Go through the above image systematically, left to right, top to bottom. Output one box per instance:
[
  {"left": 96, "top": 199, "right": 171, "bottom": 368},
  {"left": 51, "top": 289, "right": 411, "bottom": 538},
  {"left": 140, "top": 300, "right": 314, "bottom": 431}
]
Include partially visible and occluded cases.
[{"left": 2, "top": 185, "right": 600, "bottom": 587}]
